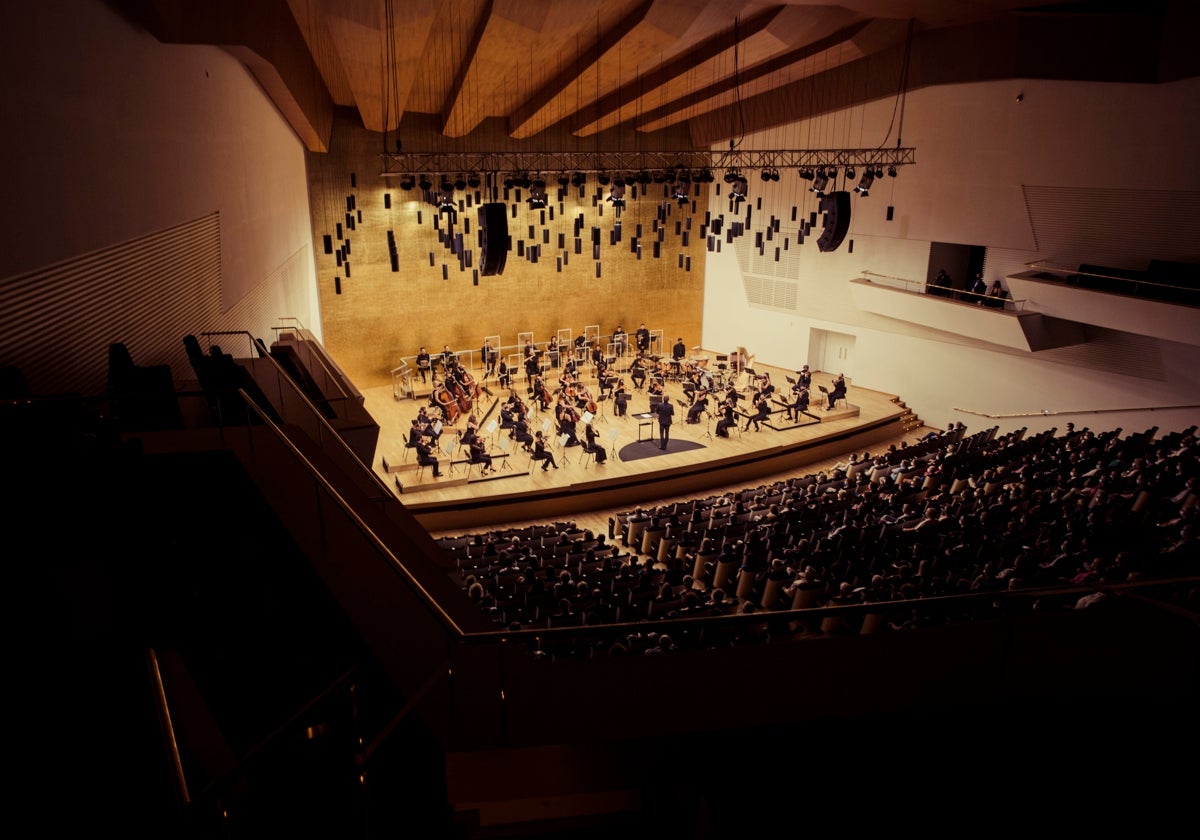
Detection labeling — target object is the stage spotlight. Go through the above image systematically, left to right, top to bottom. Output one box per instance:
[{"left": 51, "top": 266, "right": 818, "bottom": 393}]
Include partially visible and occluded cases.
[
  {"left": 887, "top": 165, "right": 898, "bottom": 177},
  {"left": 845, "top": 166, "right": 856, "bottom": 180},
  {"left": 798, "top": 168, "right": 814, "bottom": 181},
  {"left": 699, "top": 169, "right": 715, "bottom": 183},
  {"left": 810, "top": 170, "right": 829, "bottom": 196},
  {"left": 853, "top": 170, "right": 875, "bottom": 196},
  {"left": 571, "top": 172, "right": 586, "bottom": 188},
  {"left": 598, "top": 172, "right": 611, "bottom": 186},
  {"left": 467, "top": 173, "right": 481, "bottom": 188},
  {"left": 557, "top": 173, "right": 570, "bottom": 188},
  {"left": 399, "top": 174, "right": 415, "bottom": 190},
  {"left": 418, "top": 175, "right": 433, "bottom": 191},
  {"left": 453, "top": 175, "right": 467, "bottom": 191},
  {"left": 503, "top": 175, "right": 515, "bottom": 189},
  {"left": 730, "top": 176, "right": 748, "bottom": 203},
  {"left": 527, "top": 178, "right": 548, "bottom": 208},
  {"left": 607, "top": 183, "right": 626, "bottom": 210}
]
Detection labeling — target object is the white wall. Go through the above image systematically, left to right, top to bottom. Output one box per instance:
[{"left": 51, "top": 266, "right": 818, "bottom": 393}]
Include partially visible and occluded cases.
[
  {"left": 0, "top": 0, "right": 320, "bottom": 392},
  {"left": 703, "top": 77, "right": 1200, "bottom": 438}
]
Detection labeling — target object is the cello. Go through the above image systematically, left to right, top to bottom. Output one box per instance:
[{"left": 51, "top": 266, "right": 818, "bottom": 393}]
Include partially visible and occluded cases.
[{"left": 456, "top": 367, "right": 480, "bottom": 413}]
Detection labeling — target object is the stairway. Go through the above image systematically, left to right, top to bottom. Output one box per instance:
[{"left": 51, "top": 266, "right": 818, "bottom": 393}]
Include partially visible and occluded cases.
[{"left": 893, "top": 396, "right": 924, "bottom": 433}]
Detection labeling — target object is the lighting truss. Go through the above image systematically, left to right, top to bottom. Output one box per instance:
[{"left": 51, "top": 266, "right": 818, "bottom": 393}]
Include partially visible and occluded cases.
[{"left": 379, "top": 148, "right": 916, "bottom": 180}]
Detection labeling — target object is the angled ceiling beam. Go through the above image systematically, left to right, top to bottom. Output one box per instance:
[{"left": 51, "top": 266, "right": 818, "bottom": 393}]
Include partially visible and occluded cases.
[
  {"left": 326, "top": 0, "right": 440, "bottom": 133},
  {"left": 439, "top": 0, "right": 497, "bottom": 137},
  {"left": 504, "top": 0, "right": 656, "bottom": 140},
  {"left": 570, "top": 4, "right": 786, "bottom": 138},
  {"left": 636, "top": 18, "right": 875, "bottom": 134}
]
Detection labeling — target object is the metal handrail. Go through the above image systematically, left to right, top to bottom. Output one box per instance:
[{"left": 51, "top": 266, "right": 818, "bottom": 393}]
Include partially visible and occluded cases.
[
  {"left": 857, "top": 272, "right": 1025, "bottom": 311},
  {"left": 200, "top": 329, "right": 392, "bottom": 501},
  {"left": 953, "top": 402, "right": 1200, "bottom": 420}
]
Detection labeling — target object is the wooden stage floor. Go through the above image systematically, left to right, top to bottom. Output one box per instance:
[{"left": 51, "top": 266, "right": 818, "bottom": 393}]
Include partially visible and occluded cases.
[{"left": 365, "top": 355, "right": 914, "bottom": 535}]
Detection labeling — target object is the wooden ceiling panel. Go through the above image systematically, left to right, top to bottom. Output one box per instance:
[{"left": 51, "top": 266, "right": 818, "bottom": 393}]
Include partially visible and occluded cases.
[{"left": 114, "top": 1, "right": 1189, "bottom": 152}]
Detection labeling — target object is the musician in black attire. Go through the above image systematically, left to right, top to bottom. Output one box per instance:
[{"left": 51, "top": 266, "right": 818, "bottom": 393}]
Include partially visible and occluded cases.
[
  {"left": 635, "top": 323, "right": 651, "bottom": 355},
  {"left": 481, "top": 339, "right": 497, "bottom": 379},
  {"left": 440, "top": 344, "right": 456, "bottom": 375},
  {"left": 415, "top": 347, "right": 432, "bottom": 383},
  {"left": 629, "top": 355, "right": 648, "bottom": 390},
  {"left": 497, "top": 359, "right": 511, "bottom": 389},
  {"left": 597, "top": 359, "right": 614, "bottom": 398},
  {"left": 796, "top": 365, "right": 811, "bottom": 390},
  {"left": 826, "top": 373, "right": 847, "bottom": 410},
  {"left": 613, "top": 379, "right": 630, "bottom": 417},
  {"left": 785, "top": 386, "right": 811, "bottom": 422},
  {"left": 686, "top": 392, "right": 709, "bottom": 424},
  {"left": 744, "top": 393, "right": 770, "bottom": 432},
  {"left": 655, "top": 395, "right": 675, "bottom": 449},
  {"left": 715, "top": 398, "right": 737, "bottom": 437},
  {"left": 558, "top": 403, "right": 580, "bottom": 446},
  {"left": 416, "top": 407, "right": 440, "bottom": 442},
  {"left": 513, "top": 416, "right": 534, "bottom": 452},
  {"left": 583, "top": 422, "right": 607, "bottom": 463},
  {"left": 531, "top": 430, "right": 558, "bottom": 470},
  {"left": 468, "top": 436, "right": 494, "bottom": 474},
  {"left": 415, "top": 437, "right": 442, "bottom": 477}
]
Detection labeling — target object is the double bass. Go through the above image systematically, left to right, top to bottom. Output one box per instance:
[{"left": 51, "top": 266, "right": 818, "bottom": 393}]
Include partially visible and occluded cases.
[
  {"left": 456, "top": 367, "right": 481, "bottom": 412},
  {"left": 432, "top": 384, "right": 461, "bottom": 423}
]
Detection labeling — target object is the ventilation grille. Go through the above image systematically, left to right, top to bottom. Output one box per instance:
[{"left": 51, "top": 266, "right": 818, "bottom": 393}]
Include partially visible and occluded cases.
[{"left": 736, "top": 237, "right": 800, "bottom": 312}]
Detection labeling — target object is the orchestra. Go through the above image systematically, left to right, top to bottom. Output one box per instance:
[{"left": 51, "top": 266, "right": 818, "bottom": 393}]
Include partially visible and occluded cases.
[{"left": 401, "top": 332, "right": 829, "bottom": 482}]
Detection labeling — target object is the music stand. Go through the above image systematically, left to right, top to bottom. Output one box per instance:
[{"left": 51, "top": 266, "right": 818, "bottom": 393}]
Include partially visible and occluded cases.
[
  {"left": 607, "top": 428, "right": 620, "bottom": 460},
  {"left": 557, "top": 432, "right": 573, "bottom": 464},
  {"left": 496, "top": 436, "right": 514, "bottom": 471},
  {"left": 441, "top": 437, "right": 459, "bottom": 474}
]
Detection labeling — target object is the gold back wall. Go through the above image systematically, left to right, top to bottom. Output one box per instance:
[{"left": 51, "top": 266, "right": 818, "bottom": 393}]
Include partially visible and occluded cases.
[{"left": 307, "top": 115, "right": 707, "bottom": 390}]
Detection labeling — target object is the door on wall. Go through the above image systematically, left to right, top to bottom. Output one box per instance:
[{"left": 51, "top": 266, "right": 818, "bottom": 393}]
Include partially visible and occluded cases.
[{"left": 810, "top": 329, "right": 855, "bottom": 380}]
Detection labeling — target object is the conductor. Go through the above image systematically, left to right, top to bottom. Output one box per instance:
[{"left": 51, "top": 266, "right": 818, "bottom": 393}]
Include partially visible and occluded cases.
[{"left": 655, "top": 395, "right": 675, "bottom": 450}]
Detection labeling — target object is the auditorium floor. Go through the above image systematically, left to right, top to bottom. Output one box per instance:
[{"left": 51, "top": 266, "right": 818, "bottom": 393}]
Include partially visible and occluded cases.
[{"left": 363, "top": 355, "right": 929, "bottom": 539}]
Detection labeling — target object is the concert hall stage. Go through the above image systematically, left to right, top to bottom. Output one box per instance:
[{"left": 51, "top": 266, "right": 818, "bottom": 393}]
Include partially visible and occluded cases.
[{"left": 366, "top": 361, "right": 907, "bottom": 533}]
